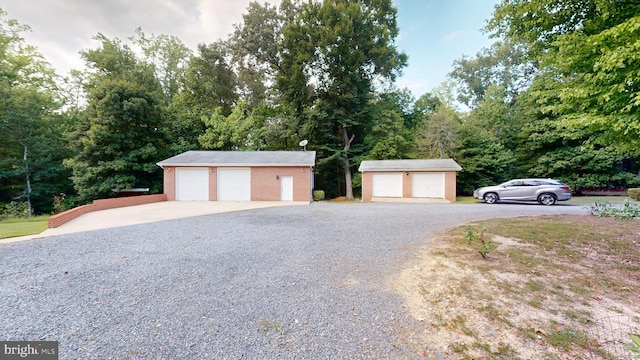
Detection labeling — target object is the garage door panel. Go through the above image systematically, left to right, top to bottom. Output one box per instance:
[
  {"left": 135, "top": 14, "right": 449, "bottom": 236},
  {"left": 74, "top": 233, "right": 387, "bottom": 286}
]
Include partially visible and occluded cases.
[
  {"left": 176, "top": 168, "right": 209, "bottom": 201},
  {"left": 218, "top": 168, "right": 251, "bottom": 201},
  {"left": 372, "top": 173, "right": 403, "bottom": 197},
  {"left": 412, "top": 173, "right": 445, "bottom": 198}
]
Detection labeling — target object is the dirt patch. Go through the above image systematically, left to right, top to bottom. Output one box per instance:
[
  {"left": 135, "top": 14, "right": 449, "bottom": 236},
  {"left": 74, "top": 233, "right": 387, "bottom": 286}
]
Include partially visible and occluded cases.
[{"left": 395, "top": 215, "right": 640, "bottom": 359}]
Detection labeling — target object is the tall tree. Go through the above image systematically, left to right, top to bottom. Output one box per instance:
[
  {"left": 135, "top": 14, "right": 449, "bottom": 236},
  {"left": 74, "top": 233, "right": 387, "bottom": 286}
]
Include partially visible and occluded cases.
[
  {"left": 279, "top": 0, "right": 407, "bottom": 200},
  {"left": 487, "top": 0, "right": 640, "bottom": 155},
  {"left": 228, "top": 1, "right": 286, "bottom": 108},
  {"left": 0, "top": 8, "right": 65, "bottom": 216},
  {"left": 132, "top": 28, "right": 192, "bottom": 105},
  {"left": 65, "top": 35, "right": 168, "bottom": 203},
  {"left": 450, "top": 40, "right": 536, "bottom": 108},
  {"left": 182, "top": 42, "right": 237, "bottom": 117},
  {"left": 514, "top": 73, "right": 640, "bottom": 191},
  {"left": 363, "top": 91, "right": 416, "bottom": 161},
  {"left": 199, "top": 101, "right": 256, "bottom": 150},
  {"left": 415, "top": 106, "right": 460, "bottom": 159},
  {"left": 454, "top": 125, "right": 517, "bottom": 194}
]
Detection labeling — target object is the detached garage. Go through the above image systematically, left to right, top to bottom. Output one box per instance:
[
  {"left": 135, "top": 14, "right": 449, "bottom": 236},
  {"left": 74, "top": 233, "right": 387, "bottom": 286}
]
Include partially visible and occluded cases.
[
  {"left": 157, "top": 151, "right": 316, "bottom": 202},
  {"left": 359, "top": 159, "right": 462, "bottom": 203}
]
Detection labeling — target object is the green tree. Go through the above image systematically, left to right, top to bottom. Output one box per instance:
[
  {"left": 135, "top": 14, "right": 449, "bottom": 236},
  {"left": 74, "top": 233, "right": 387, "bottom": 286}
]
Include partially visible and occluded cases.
[
  {"left": 279, "top": 0, "right": 407, "bottom": 200},
  {"left": 487, "top": 0, "right": 640, "bottom": 155},
  {"left": 228, "top": 1, "right": 285, "bottom": 108},
  {"left": 0, "top": 8, "right": 68, "bottom": 216},
  {"left": 132, "top": 28, "right": 192, "bottom": 105},
  {"left": 65, "top": 35, "right": 168, "bottom": 202},
  {"left": 450, "top": 40, "right": 535, "bottom": 108},
  {"left": 182, "top": 42, "right": 238, "bottom": 117},
  {"left": 514, "top": 74, "right": 640, "bottom": 191},
  {"left": 363, "top": 98, "right": 414, "bottom": 160},
  {"left": 198, "top": 101, "right": 253, "bottom": 150},
  {"left": 415, "top": 106, "right": 461, "bottom": 160},
  {"left": 454, "top": 125, "right": 516, "bottom": 194}
]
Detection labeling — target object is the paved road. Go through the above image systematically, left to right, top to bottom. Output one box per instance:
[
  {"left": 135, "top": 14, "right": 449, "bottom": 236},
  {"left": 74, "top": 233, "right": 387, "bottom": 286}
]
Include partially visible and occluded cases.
[{"left": 0, "top": 202, "right": 588, "bottom": 359}]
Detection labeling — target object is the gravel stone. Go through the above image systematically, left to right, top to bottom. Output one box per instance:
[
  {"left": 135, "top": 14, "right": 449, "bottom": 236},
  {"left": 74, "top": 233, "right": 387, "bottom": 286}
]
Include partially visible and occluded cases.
[{"left": 0, "top": 202, "right": 589, "bottom": 359}]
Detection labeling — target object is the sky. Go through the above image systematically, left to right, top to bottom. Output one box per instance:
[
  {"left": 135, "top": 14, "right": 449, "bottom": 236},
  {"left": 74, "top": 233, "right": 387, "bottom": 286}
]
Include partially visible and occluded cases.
[{"left": 2, "top": 0, "right": 499, "bottom": 98}]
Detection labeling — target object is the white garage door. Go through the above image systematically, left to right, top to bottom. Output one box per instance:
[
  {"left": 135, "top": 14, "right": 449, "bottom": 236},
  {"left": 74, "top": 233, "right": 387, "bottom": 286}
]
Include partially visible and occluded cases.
[
  {"left": 176, "top": 168, "right": 209, "bottom": 201},
  {"left": 218, "top": 168, "right": 251, "bottom": 201},
  {"left": 412, "top": 172, "right": 445, "bottom": 198},
  {"left": 372, "top": 173, "right": 403, "bottom": 197}
]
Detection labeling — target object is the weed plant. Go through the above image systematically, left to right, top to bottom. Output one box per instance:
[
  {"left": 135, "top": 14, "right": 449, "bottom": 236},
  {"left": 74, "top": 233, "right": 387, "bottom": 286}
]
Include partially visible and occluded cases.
[{"left": 588, "top": 200, "right": 640, "bottom": 220}]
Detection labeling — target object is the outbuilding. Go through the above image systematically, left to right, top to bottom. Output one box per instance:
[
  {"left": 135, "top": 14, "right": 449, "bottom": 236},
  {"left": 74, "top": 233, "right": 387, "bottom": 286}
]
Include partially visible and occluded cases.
[
  {"left": 157, "top": 151, "right": 316, "bottom": 202},
  {"left": 359, "top": 159, "right": 462, "bottom": 203}
]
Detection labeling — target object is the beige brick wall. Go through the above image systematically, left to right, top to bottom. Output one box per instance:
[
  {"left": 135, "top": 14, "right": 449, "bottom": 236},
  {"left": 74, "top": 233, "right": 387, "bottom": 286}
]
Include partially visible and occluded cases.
[
  {"left": 163, "top": 166, "right": 312, "bottom": 202},
  {"left": 163, "top": 167, "right": 176, "bottom": 201},
  {"left": 250, "top": 167, "right": 312, "bottom": 201},
  {"left": 444, "top": 171, "right": 458, "bottom": 203},
  {"left": 362, "top": 172, "right": 373, "bottom": 202},
  {"left": 402, "top": 172, "right": 412, "bottom": 198}
]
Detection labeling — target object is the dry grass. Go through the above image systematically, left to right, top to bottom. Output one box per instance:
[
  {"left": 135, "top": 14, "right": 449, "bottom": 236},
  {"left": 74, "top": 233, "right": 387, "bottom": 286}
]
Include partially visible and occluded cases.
[{"left": 396, "top": 215, "right": 640, "bottom": 359}]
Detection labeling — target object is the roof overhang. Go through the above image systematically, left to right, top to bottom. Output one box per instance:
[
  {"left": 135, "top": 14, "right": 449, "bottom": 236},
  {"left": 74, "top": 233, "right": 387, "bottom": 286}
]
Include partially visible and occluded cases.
[
  {"left": 157, "top": 150, "right": 317, "bottom": 169},
  {"left": 358, "top": 159, "right": 462, "bottom": 172}
]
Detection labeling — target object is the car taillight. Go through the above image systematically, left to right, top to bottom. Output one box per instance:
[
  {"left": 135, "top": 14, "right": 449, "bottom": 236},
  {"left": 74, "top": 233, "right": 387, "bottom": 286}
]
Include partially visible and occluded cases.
[{"left": 560, "top": 186, "right": 570, "bottom": 191}]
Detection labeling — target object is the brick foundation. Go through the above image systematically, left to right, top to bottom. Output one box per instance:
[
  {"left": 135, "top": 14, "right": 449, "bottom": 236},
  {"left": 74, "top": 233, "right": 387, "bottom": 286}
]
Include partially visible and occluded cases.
[{"left": 48, "top": 194, "right": 167, "bottom": 228}]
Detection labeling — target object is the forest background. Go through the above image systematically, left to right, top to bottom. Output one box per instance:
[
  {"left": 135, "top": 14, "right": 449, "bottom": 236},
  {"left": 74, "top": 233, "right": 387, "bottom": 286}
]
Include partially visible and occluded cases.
[{"left": 1, "top": 0, "right": 639, "bottom": 217}]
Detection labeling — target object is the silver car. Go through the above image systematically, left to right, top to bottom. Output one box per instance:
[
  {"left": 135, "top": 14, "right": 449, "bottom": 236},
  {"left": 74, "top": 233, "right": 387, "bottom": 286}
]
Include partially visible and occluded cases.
[{"left": 473, "top": 178, "right": 572, "bottom": 205}]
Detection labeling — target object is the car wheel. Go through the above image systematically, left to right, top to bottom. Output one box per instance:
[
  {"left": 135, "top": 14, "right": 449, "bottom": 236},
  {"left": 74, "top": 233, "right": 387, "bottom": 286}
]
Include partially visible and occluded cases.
[
  {"left": 483, "top": 193, "right": 499, "bottom": 204},
  {"left": 538, "top": 193, "right": 557, "bottom": 205}
]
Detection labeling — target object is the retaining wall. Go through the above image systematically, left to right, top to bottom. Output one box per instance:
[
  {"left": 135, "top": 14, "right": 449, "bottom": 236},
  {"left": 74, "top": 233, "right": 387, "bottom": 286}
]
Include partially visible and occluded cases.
[{"left": 48, "top": 194, "right": 167, "bottom": 228}]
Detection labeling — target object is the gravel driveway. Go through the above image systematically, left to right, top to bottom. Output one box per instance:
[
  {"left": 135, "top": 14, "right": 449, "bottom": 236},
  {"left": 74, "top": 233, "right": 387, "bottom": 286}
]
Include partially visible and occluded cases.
[{"left": 0, "top": 202, "right": 589, "bottom": 359}]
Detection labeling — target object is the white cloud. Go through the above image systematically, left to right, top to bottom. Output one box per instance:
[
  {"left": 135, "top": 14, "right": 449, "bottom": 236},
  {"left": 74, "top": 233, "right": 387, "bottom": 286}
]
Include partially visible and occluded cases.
[{"left": 2, "top": 0, "right": 263, "bottom": 76}]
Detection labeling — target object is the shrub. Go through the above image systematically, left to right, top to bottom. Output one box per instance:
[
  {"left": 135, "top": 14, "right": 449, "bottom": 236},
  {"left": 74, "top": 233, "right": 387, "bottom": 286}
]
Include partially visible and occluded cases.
[
  {"left": 629, "top": 188, "right": 640, "bottom": 201},
  {"left": 313, "top": 190, "right": 325, "bottom": 201},
  {"left": 1, "top": 201, "right": 29, "bottom": 219}
]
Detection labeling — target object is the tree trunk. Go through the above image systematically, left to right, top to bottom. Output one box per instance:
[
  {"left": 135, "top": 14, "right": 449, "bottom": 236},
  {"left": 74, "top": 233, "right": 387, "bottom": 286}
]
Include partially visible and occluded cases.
[
  {"left": 342, "top": 126, "right": 355, "bottom": 200},
  {"left": 23, "top": 143, "right": 33, "bottom": 217}
]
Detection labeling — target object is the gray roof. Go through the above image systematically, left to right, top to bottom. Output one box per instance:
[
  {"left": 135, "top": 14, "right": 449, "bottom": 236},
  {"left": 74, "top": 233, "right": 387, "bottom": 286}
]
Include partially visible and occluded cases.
[
  {"left": 157, "top": 151, "right": 316, "bottom": 167},
  {"left": 358, "top": 159, "right": 462, "bottom": 172}
]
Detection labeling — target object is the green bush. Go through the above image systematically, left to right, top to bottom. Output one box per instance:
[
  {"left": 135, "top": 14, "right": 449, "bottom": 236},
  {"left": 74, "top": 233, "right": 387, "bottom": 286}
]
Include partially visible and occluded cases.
[
  {"left": 629, "top": 188, "right": 640, "bottom": 201},
  {"left": 313, "top": 190, "right": 325, "bottom": 201},
  {"left": 1, "top": 201, "right": 29, "bottom": 219}
]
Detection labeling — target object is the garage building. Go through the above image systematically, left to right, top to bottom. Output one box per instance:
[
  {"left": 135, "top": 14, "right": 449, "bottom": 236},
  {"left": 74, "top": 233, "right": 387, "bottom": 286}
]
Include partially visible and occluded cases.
[
  {"left": 157, "top": 151, "right": 316, "bottom": 202},
  {"left": 359, "top": 159, "right": 462, "bottom": 203}
]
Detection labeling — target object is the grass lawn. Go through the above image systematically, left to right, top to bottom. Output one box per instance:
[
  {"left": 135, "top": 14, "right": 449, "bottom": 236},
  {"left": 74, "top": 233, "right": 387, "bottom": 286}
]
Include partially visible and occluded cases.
[{"left": 0, "top": 215, "right": 49, "bottom": 239}]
